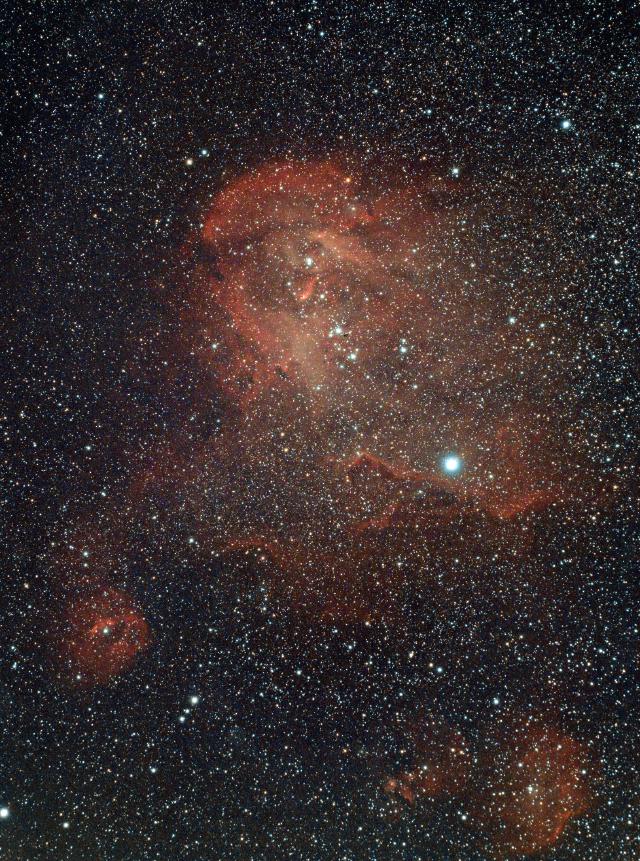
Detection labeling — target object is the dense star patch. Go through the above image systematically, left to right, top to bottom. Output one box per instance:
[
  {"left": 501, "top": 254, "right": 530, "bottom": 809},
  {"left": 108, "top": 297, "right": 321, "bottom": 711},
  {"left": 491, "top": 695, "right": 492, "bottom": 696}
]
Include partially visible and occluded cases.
[{"left": 2, "top": 3, "right": 637, "bottom": 860}]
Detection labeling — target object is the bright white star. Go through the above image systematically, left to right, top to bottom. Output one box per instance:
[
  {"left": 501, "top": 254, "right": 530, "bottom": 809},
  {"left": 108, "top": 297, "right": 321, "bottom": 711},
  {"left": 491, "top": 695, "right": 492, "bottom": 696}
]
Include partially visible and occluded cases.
[{"left": 442, "top": 454, "right": 462, "bottom": 473}]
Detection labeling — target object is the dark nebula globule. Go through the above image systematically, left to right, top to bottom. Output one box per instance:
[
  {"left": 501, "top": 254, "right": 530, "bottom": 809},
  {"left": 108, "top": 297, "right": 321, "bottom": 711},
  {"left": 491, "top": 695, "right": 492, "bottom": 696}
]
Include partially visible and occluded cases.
[{"left": 2, "top": 3, "right": 638, "bottom": 860}]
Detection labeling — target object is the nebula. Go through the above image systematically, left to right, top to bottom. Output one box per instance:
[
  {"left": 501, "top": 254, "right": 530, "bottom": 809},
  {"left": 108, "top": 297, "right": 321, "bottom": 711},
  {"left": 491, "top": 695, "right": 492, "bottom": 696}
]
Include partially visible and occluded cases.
[
  {"left": 11, "top": 8, "right": 634, "bottom": 860},
  {"left": 31, "top": 151, "right": 613, "bottom": 861},
  {"left": 49, "top": 155, "right": 603, "bottom": 635},
  {"left": 130, "top": 155, "right": 599, "bottom": 627},
  {"left": 187, "top": 157, "right": 567, "bottom": 507},
  {"left": 186, "top": 158, "right": 574, "bottom": 518},
  {"left": 196, "top": 158, "right": 438, "bottom": 409},
  {"left": 58, "top": 586, "right": 150, "bottom": 687},
  {"left": 383, "top": 717, "right": 594, "bottom": 858},
  {"left": 384, "top": 717, "right": 471, "bottom": 804},
  {"left": 474, "top": 724, "right": 594, "bottom": 858}
]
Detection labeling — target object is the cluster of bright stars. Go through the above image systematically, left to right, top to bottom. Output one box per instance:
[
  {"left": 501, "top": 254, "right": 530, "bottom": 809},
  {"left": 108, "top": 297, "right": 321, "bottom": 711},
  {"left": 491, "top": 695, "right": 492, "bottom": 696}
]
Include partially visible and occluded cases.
[{"left": 178, "top": 694, "right": 202, "bottom": 724}]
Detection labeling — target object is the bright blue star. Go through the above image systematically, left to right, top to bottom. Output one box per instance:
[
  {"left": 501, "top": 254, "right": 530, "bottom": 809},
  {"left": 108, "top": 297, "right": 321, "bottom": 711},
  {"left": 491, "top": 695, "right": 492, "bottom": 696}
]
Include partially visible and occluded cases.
[{"left": 442, "top": 454, "right": 462, "bottom": 474}]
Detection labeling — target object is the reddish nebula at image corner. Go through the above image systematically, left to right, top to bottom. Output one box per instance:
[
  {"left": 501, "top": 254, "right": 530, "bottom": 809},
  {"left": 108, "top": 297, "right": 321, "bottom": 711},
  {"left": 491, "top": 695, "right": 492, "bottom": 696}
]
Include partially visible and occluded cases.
[
  {"left": 60, "top": 587, "right": 150, "bottom": 687},
  {"left": 381, "top": 718, "right": 594, "bottom": 859},
  {"left": 477, "top": 725, "right": 594, "bottom": 858}
]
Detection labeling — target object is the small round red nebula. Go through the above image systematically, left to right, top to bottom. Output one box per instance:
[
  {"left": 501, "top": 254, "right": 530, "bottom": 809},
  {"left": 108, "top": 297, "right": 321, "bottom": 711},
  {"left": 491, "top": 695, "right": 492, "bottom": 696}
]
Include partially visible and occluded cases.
[{"left": 61, "top": 587, "right": 150, "bottom": 687}]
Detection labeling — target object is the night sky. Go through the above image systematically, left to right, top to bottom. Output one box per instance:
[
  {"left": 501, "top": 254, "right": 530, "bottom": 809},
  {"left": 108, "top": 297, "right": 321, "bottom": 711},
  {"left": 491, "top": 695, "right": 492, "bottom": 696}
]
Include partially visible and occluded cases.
[{"left": 2, "top": 2, "right": 639, "bottom": 859}]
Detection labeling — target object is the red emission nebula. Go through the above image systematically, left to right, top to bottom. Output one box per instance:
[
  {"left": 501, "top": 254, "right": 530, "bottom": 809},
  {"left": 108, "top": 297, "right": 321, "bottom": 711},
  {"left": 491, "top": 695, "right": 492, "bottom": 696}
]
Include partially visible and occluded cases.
[
  {"left": 53, "top": 154, "right": 598, "bottom": 647},
  {"left": 139, "top": 154, "right": 600, "bottom": 625},
  {"left": 49, "top": 155, "right": 606, "bottom": 856},
  {"left": 57, "top": 585, "right": 150, "bottom": 688},
  {"left": 384, "top": 717, "right": 594, "bottom": 859},
  {"left": 476, "top": 724, "right": 593, "bottom": 858}
]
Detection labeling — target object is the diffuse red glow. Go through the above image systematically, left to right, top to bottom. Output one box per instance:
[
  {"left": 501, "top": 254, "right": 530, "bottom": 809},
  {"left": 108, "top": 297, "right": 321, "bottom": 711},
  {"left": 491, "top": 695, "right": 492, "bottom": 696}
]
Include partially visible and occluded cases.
[
  {"left": 35, "top": 153, "right": 609, "bottom": 859},
  {"left": 124, "top": 155, "right": 603, "bottom": 631},
  {"left": 183, "top": 157, "right": 569, "bottom": 514},
  {"left": 192, "top": 158, "right": 440, "bottom": 409},
  {"left": 59, "top": 586, "right": 150, "bottom": 687},
  {"left": 383, "top": 718, "right": 594, "bottom": 858},
  {"left": 384, "top": 719, "right": 471, "bottom": 804},
  {"left": 475, "top": 724, "right": 594, "bottom": 858}
]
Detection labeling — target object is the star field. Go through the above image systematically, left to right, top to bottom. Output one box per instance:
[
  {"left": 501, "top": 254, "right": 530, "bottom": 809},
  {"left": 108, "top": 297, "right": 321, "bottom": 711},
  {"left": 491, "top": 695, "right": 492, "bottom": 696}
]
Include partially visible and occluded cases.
[{"left": 2, "top": 2, "right": 639, "bottom": 860}]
